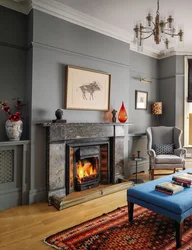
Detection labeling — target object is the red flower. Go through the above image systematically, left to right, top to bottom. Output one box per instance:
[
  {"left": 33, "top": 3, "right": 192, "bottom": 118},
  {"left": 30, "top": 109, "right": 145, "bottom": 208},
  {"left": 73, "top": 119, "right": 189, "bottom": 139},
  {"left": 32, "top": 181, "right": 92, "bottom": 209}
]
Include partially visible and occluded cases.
[
  {"left": 0, "top": 98, "right": 25, "bottom": 122},
  {"left": 3, "top": 106, "right": 10, "bottom": 113},
  {"left": 9, "top": 114, "right": 20, "bottom": 122}
]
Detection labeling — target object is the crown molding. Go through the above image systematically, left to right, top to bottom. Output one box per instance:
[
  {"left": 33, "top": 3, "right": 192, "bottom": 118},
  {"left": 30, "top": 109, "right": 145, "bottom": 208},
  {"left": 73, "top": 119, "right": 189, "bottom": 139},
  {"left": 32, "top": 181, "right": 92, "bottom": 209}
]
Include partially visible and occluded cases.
[
  {"left": 0, "top": 0, "right": 31, "bottom": 14},
  {"left": 1, "top": 0, "right": 190, "bottom": 59},
  {"left": 31, "top": 0, "right": 161, "bottom": 59},
  {"left": 157, "top": 50, "right": 192, "bottom": 60}
]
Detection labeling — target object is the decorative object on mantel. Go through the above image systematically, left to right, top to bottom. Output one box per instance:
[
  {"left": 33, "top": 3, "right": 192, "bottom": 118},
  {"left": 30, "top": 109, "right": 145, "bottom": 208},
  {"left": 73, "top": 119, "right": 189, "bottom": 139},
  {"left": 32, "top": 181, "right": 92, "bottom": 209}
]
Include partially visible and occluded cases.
[
  {"left": 133, "top": 0, "right": 183, "bottom": 51},
  {"left": 65, "top": 65, "right": 111, "bottom": 111},
  {"left": 0, "top": 98, "right": 24, "bottom": 141},
  {"left": 118, "top": 102, "right": 127, "bottom": 123},
  {"left": 152, "top": 102, "right": 162, "bottom": 126},
  {"left": 52, "top": 108, "right": 67, "bottom": 123},
  {"left": 111, "top": 109, "right": 117, "bottom": 123}
]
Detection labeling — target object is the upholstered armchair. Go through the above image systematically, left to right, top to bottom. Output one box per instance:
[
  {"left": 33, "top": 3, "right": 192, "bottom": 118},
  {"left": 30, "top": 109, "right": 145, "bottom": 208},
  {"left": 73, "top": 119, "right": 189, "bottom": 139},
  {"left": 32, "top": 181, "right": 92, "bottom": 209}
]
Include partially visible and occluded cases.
[{"left": 146, "top": 126, "right": 187, "bottom": 180}]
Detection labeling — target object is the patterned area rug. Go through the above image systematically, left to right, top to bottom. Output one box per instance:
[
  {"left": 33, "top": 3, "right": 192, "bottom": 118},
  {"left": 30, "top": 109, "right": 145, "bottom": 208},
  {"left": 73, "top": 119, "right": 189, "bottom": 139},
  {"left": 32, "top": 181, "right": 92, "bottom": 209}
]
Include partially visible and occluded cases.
[{"left": 44, "top": 205, "right": 192, "bottom": 250}]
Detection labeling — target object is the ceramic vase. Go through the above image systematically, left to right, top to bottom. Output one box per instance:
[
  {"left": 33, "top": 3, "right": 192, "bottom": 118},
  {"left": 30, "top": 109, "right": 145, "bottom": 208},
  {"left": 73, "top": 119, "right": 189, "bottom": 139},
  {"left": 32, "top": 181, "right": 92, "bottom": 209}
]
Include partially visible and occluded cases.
[
  {"left": 118, "top": 101, "right": 128, "bottom": 123},
  {"left": 5, "top": 119, "right": 23, "bottom": 141}
]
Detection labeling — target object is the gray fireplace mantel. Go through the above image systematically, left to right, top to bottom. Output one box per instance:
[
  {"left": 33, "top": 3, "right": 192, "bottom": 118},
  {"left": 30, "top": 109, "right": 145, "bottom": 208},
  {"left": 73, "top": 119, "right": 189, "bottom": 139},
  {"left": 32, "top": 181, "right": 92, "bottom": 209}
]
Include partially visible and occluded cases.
[
  {"left": 37, "top": 122, "right": 132, "bottom": 210},
  {"left": 37, "top": 122, "right": 132, "bottom": 141}
]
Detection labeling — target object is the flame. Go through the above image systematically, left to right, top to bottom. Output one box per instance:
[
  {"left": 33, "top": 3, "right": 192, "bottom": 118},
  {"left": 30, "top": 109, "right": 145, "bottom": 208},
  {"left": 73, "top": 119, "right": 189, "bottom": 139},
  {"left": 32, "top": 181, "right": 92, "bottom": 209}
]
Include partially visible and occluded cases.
[{"left": 77, "top": 160, "right": 97, "bottom": 183}]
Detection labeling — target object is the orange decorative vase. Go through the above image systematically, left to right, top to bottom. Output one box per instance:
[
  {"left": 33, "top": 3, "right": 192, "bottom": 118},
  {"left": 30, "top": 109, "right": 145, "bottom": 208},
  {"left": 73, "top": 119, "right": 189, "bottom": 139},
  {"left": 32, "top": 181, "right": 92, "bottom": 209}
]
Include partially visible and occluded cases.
[{"left": 118, "top": 101, "right": 127, "bottom": 123}]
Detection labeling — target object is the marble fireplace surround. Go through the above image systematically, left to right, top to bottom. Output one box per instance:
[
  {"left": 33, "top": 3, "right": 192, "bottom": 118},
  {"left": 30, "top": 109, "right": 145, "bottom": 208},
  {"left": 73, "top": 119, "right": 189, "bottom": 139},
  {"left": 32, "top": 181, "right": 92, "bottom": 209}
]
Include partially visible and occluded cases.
[{"left": 40, "top": 122, "right": 133, "bottom": 210}]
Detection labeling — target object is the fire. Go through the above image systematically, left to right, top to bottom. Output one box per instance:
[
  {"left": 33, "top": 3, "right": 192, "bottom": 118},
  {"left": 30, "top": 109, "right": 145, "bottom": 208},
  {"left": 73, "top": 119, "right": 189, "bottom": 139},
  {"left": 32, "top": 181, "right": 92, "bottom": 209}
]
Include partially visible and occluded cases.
[{"left": 77, "top": 160, "right": 97, "bottom": 183}]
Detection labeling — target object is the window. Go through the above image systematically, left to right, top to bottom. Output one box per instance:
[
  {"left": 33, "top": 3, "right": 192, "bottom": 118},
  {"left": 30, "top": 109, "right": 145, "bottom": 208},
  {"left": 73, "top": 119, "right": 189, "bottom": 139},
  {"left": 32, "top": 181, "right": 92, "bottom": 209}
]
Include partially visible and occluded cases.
[{"left": 184, "top": 56, "right": 192, "bottom": 146}]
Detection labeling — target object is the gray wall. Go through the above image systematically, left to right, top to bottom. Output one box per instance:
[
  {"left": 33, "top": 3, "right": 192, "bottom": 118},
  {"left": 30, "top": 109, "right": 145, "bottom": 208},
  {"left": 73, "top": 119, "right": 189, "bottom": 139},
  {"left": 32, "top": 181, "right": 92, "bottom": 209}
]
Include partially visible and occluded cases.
[
  {"left": 0, "top": 6, "right": 28, "bottom": 141},
  {"left": 0, "top": 6, "right": 160, "bottom": 204},
  {"left": 29, "top": 10, "right": 159, "bottom": 203},
  {"left": 30, "top": 10, "right": 132, "bottom": 202},
  {"left": 129, "top": 51, "right": 159, "bottom": 133},
  {"left": 158, "top": 55, "right": 185, "bottom": 134},
  {"left": 175, "top": 56, "right": 185, "bottom": 132}
]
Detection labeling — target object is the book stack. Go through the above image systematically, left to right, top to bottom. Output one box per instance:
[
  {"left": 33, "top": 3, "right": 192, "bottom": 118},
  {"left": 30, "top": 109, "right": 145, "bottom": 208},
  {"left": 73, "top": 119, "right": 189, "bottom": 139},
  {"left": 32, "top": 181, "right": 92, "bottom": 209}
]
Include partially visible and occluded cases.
[
  {"left": 172, "top": 173, "right": 192, "bottom": 188},
  {"left": 155, "top": 182, "right": 184, "bottom": 195}
]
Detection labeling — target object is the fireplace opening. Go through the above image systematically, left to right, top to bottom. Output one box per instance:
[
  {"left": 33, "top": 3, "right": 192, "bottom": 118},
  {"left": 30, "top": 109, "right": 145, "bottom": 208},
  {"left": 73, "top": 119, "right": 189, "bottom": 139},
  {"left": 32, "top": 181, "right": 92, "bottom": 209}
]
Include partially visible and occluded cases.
[
  {"left": 67, "top": 141, "right": 110, "bottom": 195},
  {"left": 75, "top": 146, "right": 100, "bottom": 191},
  {"left": 75, "top": 157, "right": 99, "bottom": 191}
]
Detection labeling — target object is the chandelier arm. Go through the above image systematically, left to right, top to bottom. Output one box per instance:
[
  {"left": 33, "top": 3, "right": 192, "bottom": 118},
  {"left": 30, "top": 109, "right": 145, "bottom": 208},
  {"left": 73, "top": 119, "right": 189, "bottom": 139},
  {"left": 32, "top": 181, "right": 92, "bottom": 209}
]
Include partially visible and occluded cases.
[
  {"left": 138, "top": 26, "right": 155, "bottom": 34},
  {"left": 140, "top": 30, "right": 153, "bottom": 34},
  {"left": 164, "top": 31, "right": 179, "bottom": 37},
  {"left": 142, "top": 32, "right": 154, "bottom": 40}
]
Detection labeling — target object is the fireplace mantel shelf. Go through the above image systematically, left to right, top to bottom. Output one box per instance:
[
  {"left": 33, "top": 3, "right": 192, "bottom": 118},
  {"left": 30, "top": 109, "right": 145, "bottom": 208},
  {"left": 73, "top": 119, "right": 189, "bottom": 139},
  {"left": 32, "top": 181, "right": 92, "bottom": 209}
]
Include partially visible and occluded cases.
[
  {"left": 36, "top": 122, "right": 133, "bottom": 127},
  {"left": 37, "top": 122, "right": 132, "bottom": 142}
]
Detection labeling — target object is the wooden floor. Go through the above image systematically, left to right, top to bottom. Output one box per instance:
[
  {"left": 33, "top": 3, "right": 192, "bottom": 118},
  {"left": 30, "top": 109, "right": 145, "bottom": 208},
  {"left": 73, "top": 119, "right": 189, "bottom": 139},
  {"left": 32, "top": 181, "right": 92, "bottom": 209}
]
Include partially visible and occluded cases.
[{"left": 0, "top": 165, "right": 191, "bottom": 250}]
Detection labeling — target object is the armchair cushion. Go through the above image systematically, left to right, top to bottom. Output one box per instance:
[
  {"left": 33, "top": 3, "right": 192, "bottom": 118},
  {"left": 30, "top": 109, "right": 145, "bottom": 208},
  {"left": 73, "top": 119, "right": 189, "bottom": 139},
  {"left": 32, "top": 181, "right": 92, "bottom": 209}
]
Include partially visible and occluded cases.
[
  {"left": 154, "top": 143, "right": 174, "bottom": 155},
  {"left": 155, "top": 155, "right": 183, "bottom": 164}
]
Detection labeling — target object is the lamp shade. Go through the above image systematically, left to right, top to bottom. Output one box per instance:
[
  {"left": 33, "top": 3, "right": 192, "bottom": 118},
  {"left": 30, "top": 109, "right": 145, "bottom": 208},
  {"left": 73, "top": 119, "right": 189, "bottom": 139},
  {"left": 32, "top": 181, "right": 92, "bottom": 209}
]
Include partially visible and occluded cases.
[{"left": 152, "top": 102, "right": 162, "bottom": 115}]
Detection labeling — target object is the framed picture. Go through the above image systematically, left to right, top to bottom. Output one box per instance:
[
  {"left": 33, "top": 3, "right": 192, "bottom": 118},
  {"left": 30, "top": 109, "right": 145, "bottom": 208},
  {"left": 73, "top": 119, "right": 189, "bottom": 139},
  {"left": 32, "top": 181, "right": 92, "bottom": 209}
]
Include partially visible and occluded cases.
[
  {"left": 65, "top": 65, "right": 111, "bottom": 110},
  {"left": 135, "top": 90, "right": 148, "bottom": 110}
]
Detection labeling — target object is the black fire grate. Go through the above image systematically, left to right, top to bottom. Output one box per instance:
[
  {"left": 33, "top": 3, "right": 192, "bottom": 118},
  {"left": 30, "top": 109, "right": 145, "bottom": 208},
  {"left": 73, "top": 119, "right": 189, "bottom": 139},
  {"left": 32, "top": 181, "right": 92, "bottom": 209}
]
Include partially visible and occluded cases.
[{"left": 75, "top": 174, "right": 100, "bottom": 191}]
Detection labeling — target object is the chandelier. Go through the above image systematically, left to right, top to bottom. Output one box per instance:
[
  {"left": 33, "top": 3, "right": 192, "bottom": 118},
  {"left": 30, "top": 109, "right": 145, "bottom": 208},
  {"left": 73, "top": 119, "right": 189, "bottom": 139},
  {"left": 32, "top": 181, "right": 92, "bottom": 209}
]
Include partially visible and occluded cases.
[{"left": 133, "top": 0, "right": 183, "bottom": 50}]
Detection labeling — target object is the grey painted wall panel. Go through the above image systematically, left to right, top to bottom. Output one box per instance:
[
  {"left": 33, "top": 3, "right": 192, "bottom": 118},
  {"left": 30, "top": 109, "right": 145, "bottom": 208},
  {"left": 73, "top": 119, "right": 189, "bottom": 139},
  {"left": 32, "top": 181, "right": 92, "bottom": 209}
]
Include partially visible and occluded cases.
[
  {"left": 0, "top": 6, "right": 27, "bottom": 47},
  {"left": 0, "top": 7, "right": 29, "bottom": 142},
  {"left": 27, "top": 10, "right": 33, "bottom": 47},
  {"left": 33, "top": 10, "right": 130, "bottom": 66},
  {"left": 30, "top": 42, "right": 130, "bottom": 194},
  {"left": 32, "top": 45, "right": 130, "bottom": 123},
  {"left": 0, "top": 46, "right": 27, "bottom": 141},
  {"left": 25, "top": 48, "right": 33, "bottom": 139},
  {"left": 129, "top": 51, "right": 159, "bottom": 133},
  {"left": 130, "top": 51, "right": 158, "bottom": 78},
  {"left": 159, "top": 55, "right": 185, "bottom": 134},
  {"left": 175, "top": 55, "right": 185, "bottom": 138},
  {"left": 176, "top": 55, "right": 184, "bottom": 75},
  {"left": 159, "top": 56, "right": 176, "bottom": 78},
  {"left": 176, "top": 75, "right": 184, "bottom": 133},
  {"left": 159, "top": 77, "right": 176, "bottom": 126}
]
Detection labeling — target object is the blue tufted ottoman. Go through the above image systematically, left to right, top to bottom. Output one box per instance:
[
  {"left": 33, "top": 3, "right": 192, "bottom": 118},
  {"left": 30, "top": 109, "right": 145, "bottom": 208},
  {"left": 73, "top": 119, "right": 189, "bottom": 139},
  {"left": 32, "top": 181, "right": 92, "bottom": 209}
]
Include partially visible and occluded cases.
[{"left": 127, "top": 168, "right": 192, "bottom": 249}]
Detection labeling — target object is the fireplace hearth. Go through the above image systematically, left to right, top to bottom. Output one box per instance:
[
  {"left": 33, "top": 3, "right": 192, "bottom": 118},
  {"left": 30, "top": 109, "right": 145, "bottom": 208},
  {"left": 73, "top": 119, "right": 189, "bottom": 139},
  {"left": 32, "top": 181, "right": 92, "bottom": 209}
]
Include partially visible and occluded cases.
[{"left": 39, "top": 122, "right": 133, "bottom": 210}]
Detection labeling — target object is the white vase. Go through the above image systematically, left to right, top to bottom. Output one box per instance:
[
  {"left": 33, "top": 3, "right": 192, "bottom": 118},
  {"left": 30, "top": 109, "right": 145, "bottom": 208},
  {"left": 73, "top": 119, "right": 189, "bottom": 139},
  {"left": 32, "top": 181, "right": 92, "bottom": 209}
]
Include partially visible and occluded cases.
[{"left": 5, "top": 120, "right": 23, "bottom": 141}]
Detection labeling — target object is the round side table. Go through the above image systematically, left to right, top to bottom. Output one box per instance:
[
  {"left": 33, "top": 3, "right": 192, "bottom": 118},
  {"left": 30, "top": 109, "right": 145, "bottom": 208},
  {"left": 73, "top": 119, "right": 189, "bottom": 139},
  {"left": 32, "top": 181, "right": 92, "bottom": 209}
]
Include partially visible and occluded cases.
[{"left": 129, "top": 157, "right": 146, "bottom": 184}]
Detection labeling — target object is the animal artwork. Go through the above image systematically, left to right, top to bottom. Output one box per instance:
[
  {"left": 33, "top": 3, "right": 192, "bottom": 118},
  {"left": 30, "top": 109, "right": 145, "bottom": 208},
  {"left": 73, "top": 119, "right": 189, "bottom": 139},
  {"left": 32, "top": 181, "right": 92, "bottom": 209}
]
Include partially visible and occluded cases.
[{"left": 78, "top": 81, "right": 101, "bottom": 100}]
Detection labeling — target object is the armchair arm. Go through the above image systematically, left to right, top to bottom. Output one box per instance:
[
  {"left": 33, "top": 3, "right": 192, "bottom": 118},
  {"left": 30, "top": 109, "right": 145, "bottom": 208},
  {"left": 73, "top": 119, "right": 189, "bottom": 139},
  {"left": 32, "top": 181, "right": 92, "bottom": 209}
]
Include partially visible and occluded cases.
[
  {"left": 174, "top": 148, "right": 187, "bottom": 157},
  {"left": 147, "top": 149, "right": 156, "bottom": 158}
]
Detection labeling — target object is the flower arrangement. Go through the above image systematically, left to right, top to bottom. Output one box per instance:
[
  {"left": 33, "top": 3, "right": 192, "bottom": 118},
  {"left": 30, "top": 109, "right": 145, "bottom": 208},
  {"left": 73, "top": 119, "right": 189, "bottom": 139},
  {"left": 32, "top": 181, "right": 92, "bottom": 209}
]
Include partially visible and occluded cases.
[{"left": 0, "top": 98, "right": 25, "bottom": 122}]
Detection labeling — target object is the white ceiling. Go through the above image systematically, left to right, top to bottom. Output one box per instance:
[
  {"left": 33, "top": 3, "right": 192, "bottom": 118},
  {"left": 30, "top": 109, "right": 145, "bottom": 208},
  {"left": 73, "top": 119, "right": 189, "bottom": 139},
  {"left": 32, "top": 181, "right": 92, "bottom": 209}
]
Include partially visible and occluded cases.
[
  {"left": 2, "top": 0, "right": 192, "bottom": 57},
  {"left": 57, "top": 0, "right": 192, "bottom": 53}
]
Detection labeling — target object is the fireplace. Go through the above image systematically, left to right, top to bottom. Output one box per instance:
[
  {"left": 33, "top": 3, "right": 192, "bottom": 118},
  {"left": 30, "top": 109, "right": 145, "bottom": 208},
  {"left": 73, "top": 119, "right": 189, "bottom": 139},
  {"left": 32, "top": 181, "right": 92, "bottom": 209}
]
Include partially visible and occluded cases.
[
  {"left": 38, "top": 122, "right": 133, "bottom": 210},
  {"left": 66, "top": 141, "right": 110, "bottom": 194}
]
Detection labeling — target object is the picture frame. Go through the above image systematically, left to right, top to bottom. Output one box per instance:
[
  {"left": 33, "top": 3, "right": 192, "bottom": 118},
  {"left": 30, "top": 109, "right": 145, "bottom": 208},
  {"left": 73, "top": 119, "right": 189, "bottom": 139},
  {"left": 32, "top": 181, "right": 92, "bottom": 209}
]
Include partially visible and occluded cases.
[
  {"left": 65, "top": 65, "right": 111, "bottom": 111},
  {"left": 135, "top": 90, "right": 148, "bottom": 110}
]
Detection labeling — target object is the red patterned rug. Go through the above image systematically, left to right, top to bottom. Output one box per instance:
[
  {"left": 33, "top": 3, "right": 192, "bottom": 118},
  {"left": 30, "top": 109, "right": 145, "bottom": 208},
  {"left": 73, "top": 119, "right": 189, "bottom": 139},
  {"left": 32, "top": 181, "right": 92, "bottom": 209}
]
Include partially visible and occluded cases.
[{"left": 44, "top": 205, "right": 192, "bottom": 250}]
